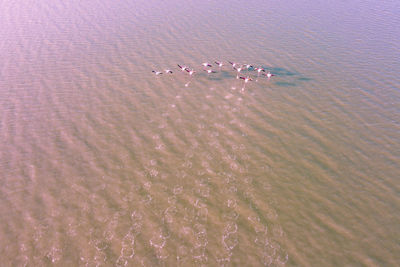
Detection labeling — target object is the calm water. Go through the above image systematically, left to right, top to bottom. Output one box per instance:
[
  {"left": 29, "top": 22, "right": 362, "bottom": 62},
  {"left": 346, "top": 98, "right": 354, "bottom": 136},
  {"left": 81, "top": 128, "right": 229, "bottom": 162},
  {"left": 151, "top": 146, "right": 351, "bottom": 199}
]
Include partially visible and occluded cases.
[{"left": 1, "top": 0, "right": 399, "bottom": 266}]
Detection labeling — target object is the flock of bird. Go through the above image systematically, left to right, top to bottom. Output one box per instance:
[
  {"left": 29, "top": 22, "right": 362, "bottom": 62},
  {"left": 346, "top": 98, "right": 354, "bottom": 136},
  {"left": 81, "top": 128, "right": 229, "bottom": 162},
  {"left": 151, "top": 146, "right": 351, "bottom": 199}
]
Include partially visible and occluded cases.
[{"left": 152, "top": 61, "right": 275, "bottom": 89}]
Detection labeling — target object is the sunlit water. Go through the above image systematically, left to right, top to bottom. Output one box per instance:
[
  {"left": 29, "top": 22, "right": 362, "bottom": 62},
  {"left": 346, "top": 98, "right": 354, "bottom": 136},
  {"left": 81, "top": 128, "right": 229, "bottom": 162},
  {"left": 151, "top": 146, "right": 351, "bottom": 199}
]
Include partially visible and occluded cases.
[{"left": 1, "top": 0, "right": 399, "bottom": 266}]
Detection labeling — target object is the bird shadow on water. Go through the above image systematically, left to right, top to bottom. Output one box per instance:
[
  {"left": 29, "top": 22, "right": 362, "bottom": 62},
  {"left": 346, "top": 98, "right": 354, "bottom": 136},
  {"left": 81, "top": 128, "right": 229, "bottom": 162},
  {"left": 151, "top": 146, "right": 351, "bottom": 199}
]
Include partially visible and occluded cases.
[
  {"left": 180, "top": 66, "right": 312, "bottom": 88},
  {"left": 261, "top": 66, "right": 313, "bottom": 87},
  {"left": 263, "top": 67, "right": 297, "bottom": 77},
  {"left": 220, "top": 70, "right": 236, "bottom": 78},
  {"left": 197, "top": 71, "right": 235, "bottom": 82},
  {"left": 211, "top": 71, "right": 236, "bottom": 80},
  {"left": 206, "top": 76, "right": 224, "bottom": 81},
  {"left": 297, "top": 77, "right": 312, "bottom": 81},
  {"left": 274, "top": 81, "right": 297, "bottom": 87}
]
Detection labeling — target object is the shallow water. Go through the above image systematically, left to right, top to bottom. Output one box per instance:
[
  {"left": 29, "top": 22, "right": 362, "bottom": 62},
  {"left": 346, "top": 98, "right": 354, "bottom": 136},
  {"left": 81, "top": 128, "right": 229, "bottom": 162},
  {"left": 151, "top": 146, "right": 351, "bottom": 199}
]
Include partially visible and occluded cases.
[{"left": 1, "top": 0, "right": 399, "bottom": 266}]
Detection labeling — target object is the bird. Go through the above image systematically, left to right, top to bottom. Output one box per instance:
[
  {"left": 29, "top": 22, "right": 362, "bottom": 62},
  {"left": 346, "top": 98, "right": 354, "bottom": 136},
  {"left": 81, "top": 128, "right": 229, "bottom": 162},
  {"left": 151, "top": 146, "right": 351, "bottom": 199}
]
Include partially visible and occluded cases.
[
  {"left": 215, "top": 61, "right": 223, "bottom": 68},
  {"left": 229, "top": 61, "right": 239, "bottom": 68},
  {"left": 202, "top": 62, "right": 212, "bottom": 67},
  {"left": 178, "top": 64, "right": 188, "bottom": 71},
  {"left": 243, "top": 64, "right": 253, "bottom": 70},
  {"left": 233, "top": 66, "right": 243, "bottom": 79},
  {"left": 254, "top": 67, "right": 266, "bottom": 76},
  {"left": 255, "top": 67, "right": 266, "bottom": 73},
  {"left": 185, "top": 68, "right": 196, "bottom": 76},
  {"left": 165, "top": 69, "right": 173, "bottom": 74},
  {"left": 204, "top": 69, "right": 217, "bottom": 74},
  {"left": 152, "top": 71, "right": 163, "bottom": 75},
  {"left": 263, "top": 72, "right": 275, "bottom": 79},
  {"left": 239, "top": 76, "right": 253, "bottom": 83},
  {"left": 239, "top": 76, "right": 253, "bottom": 91}
]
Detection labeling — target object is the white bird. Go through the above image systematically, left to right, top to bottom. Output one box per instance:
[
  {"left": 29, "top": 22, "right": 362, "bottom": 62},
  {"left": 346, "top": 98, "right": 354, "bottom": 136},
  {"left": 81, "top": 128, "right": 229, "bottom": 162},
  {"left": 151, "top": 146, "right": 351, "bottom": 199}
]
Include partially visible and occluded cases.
[
  {"left": 215, "top": 61, "right": 223, "bottom": 68},
  {"left": 229, "top": 61, "right": 240, "bottom": 68},
  {"left": 202, "top": 62, "right": 212, "bottom": 67},
  {"left": 177, "top": 64, "right": 188, "bottom": 71},
  {"left": 243, "top": 64, "right": 253, "bottom": 70},
  {"left": 233, "top": 66, "right": 242, "bottom": 79},
  {"left": 254, "top": 67, "right": 266, "bottom": 76},
  {"left": 255, "top": 67, "right": 265, "bottom": 73},
  {"left": 185, "top": 68, "right": 196, "bottom": 76},
  {"left": 165, "top": 69, "right": 173, "bottom": 74},
  {"left": 204, "top": 69, "right": 217, "bottom": 74},
  {"left": 152, "top": 71, "right": 163, "bottom": 75},
  {"left": 263, "top": 72, "right": 275, "bottom": 79},
  {"left": 239, "top": 76, "right": 253, "bottom": 83},
  {"left": 239, "top": 76, "right": 253, "bottom": 91}
]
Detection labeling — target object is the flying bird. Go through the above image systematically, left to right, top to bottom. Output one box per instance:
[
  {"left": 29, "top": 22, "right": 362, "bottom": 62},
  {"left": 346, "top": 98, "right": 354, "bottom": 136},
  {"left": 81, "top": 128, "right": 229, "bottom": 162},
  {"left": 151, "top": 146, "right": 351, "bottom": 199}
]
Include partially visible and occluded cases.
[
  {"left": 215, "top": 61, "right": 223, "bottom": 68},
  {"left": 229, "top": 61, "right": 239, "bottom": 68},
  {"left": 178, "top": 64, "right": 188, "bottom": 71},
  {"left": 233, "top": 66, "right": 243, "bottom": 79},
  {"left": 254, "top": 67, "right": 266, "bottom": 76},
  {"left": 255, "top": 67, "right": 266, "bottom": 73},
  {"left": 185, "top": 68, "right": 196, "bottom": 76},
  {"left": 204, "top": 69, "right": 217, "bottom": 74},
  {"left": 263, "top": 72, "right": 275, "bottom": 79},
  {"left": 239, "top": 76, "right": 253, "bottom": 83},
  {"left": 239, "top": 76, "right": 253, "bottom": 91}
]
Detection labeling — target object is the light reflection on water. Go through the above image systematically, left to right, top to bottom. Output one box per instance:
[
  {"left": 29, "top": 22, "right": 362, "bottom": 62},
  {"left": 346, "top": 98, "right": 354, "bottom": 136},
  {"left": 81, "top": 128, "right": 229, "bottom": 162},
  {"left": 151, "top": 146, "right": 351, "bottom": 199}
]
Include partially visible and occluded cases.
[{"left": 1, "top": 0, "right": 399, "bottom": 266}]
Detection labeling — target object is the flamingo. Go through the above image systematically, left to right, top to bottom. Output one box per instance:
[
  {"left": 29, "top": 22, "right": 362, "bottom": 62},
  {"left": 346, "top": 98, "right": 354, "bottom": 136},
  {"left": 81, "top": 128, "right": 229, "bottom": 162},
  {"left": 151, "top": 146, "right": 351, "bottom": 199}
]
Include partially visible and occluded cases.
[
  {"left": 215, "top": 61, "right": 223, "bottom": 68},
  {"left": 229, "top": 61, "right": 239, "bottom": 68},
  {"left": 202, "top": 62, "right": 212, "bottom": 67},
  {"left": 177, "top": 64, "right": 188, "bottom": 71},
  {"left": 243, "top": 64, "right": 253, "bottom": 70},
  {"left": 233, "top": 66, "right": 242, "bottom": 79},
  {"left": 254, "top": 67, "right": 266, "bottom": 77},
  {"left": 185, "top": 68, "right": 196, "bottom": 76},
  {"left": 165, "top": 69, "right": 173, "bottom": 74},
  {"left": 204, "top": 69, "right": 217, "bottom": 74},
  {"left": 152, "top": 71, "right": 162, "bottom": 75},
  {"left": 263, "top": 72, "right": 275, "bottom": 79},
  {"left": 239, "top": 76, "right": 253, "bottom": 91},
  {"left": 239, "top": 76, "right": 253, "bottom": 83}
]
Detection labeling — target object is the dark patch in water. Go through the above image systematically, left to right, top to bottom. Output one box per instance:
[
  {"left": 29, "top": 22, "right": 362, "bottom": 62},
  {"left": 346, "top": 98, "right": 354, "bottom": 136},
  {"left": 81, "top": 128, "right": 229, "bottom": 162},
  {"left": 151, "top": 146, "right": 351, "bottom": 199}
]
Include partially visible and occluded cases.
[
  {"left": 193, "top": 66, "right": 310, "bottom": 84},
  {"left": 265, "top": 67, "right": 298, "bottom": 77},
  {"left": 220, "top": 71, "right": 235, "bottom": 78},
  {"left": 208, "top": 77, "right": 224, "bottom": 81},
  {"left": 298, "top": 77, "right": 312, "bottom": 81},
  {"left": 274, "top": 81, "right": 297, "bottom": 87}
]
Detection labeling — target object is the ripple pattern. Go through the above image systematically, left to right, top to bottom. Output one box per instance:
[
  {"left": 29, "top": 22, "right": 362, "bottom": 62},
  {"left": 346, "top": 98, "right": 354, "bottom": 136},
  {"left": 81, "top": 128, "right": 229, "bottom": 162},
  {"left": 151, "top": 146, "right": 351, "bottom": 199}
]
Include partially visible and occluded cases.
[{"left": 1, "top": 0, "right": 399, "bottom": 266}]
